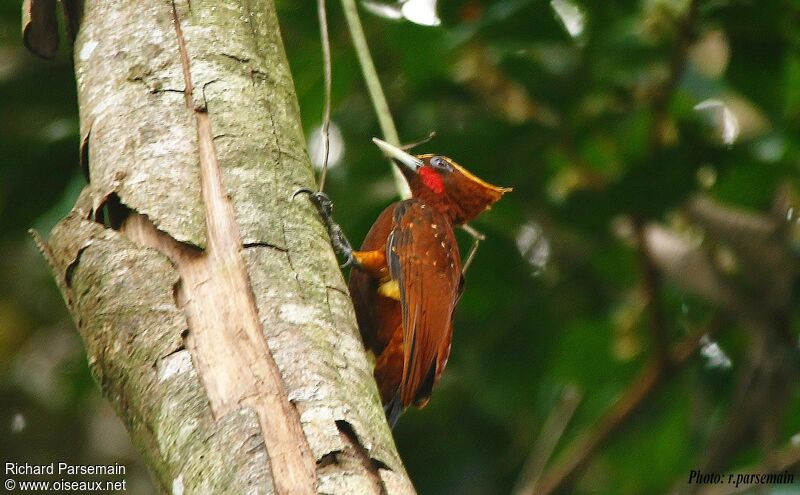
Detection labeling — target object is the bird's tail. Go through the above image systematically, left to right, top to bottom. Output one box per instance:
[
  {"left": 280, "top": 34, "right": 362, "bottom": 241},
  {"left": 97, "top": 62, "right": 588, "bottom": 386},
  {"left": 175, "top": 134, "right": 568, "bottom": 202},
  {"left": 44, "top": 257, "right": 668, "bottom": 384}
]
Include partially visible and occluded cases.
[{"left": 384, "top": 393, "right": 404, "bottom": 429}]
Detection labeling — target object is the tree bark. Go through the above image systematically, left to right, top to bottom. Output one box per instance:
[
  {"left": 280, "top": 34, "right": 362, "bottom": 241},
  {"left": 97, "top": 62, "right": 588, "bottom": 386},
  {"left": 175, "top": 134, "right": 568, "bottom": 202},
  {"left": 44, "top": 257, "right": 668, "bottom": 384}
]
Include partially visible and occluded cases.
[{"left": 32, "top": 0, "right": 415, "bottom": 493}]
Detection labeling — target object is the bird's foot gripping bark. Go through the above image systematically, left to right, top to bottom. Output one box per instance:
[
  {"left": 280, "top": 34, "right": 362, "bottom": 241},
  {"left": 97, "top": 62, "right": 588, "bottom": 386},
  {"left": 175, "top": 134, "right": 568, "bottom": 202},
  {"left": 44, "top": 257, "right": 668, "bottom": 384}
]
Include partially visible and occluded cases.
[{"left": 293, "top": 189, "right": 356, "bottom": 267}]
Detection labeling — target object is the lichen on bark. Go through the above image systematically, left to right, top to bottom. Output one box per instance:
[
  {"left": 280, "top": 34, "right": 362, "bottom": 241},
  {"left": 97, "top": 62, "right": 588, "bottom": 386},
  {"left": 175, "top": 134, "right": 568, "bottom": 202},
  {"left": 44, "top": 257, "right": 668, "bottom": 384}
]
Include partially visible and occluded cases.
[{"left": 32, "top": 0, "right": 415, "bottom": 492}]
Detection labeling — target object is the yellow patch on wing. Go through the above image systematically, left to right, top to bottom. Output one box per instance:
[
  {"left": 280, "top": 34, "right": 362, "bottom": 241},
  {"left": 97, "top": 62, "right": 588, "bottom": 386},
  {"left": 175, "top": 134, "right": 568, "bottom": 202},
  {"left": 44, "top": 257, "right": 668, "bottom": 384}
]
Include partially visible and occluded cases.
[
  {"left": 378, "top": 279, "right": 401, "bottom": 300},
  {"left": 365, "top": 349, "right": 377, "bottom": 367}
]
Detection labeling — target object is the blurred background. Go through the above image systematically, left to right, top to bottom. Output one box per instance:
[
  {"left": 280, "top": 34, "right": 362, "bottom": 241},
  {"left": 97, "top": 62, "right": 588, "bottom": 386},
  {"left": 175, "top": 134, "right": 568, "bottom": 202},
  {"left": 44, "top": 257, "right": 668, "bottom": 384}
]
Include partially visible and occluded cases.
[{"left": 2, "top": 0, "right": 799, "bottom": 493}]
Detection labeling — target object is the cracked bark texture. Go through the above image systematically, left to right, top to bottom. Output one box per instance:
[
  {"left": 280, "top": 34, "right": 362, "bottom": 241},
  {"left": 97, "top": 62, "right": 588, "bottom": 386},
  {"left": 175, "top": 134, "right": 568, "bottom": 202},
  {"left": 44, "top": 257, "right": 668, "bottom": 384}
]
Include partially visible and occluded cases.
[{"left": 34, "top": 0, "right": 415, "bottom": 493}]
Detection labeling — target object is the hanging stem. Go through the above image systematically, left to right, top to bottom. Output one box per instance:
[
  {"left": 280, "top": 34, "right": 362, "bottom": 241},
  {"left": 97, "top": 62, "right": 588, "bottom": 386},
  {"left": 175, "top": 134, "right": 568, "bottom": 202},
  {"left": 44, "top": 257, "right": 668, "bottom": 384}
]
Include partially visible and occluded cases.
[
  {"left": 316, "top": 0, "right": 333, "bottom": 192},
  {"left": 340, "top": 0, "right": 410, "bottom": 198}
]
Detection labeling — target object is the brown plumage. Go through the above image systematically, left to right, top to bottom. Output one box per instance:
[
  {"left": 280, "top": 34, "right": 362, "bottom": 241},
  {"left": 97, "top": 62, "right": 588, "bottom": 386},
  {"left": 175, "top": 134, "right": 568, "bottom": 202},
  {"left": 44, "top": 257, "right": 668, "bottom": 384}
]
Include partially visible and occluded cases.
[{"left": 348, "top": 139, "right": 510, "bottom": 426}]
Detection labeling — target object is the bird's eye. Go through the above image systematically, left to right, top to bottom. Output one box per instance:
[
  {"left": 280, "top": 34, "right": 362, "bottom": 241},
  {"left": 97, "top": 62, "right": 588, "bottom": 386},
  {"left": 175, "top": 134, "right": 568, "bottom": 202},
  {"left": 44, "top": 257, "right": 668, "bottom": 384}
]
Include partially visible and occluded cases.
[{"left": 430, "top": 156, "right": 450, "bottom": 171}]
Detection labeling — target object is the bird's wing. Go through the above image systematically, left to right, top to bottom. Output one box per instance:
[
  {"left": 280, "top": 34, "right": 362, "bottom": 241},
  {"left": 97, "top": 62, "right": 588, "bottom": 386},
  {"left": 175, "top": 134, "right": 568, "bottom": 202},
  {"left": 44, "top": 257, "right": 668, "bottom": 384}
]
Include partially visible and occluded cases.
[
  {"left": 387, "top": 199, "right": 462, "bottom": 407},
  {"left": 348, "top": 202, "right": 400, "bottom": 354}
]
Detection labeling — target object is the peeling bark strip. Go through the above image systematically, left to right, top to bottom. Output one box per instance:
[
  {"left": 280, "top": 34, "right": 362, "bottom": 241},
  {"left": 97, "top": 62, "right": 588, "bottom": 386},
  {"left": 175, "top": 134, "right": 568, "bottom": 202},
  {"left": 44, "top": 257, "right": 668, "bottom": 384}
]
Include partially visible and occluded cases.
[
  {"left": 36, "top": 0, "right": 416, "bottom": 493},
  {"left": 162, "top": 2, "right": 317, "bottom": 491}
]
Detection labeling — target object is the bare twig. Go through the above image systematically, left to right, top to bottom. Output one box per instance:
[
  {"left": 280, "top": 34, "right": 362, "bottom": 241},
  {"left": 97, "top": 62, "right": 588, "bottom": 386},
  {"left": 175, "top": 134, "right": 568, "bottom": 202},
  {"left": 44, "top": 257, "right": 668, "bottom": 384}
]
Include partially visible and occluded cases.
[
  {"left": 316, "top": 0, "right": 333, "bottom": 192},
  {"left": 400, "top": 131, "right": 437, "bottom": 151},
  {"left": 460, "top": 224, "right": 486, "bottom": 274},
  {"left": 538, "top": 316, "right": 723, "bottom": 495},
  {"left": 538, "top": 361, "right": 661, "bottom": 495},
  {"left": 513, "top": 386, "right": 582, "bottom": 495}
]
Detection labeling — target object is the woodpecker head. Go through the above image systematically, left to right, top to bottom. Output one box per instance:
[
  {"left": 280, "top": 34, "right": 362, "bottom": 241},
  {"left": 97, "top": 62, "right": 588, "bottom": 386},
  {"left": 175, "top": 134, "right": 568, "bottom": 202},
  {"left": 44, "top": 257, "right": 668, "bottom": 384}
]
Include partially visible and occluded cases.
[{"left": 373, "top": 137, "right": 511, "bottom": 225}]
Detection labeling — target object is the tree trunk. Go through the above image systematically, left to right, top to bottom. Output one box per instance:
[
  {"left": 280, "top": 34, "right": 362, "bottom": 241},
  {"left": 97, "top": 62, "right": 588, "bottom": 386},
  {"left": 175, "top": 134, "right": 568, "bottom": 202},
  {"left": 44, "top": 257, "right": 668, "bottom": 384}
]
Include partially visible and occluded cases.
[{"left": 32, "top": 0, "right": 414, "bottom": 493}]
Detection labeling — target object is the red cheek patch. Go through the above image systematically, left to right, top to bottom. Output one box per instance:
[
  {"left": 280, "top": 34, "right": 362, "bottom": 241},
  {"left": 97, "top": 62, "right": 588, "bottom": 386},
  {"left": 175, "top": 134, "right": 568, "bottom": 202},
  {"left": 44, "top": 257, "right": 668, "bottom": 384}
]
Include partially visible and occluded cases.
[{"left": 419, "top": 166, "right": 444, "bottom": 194}]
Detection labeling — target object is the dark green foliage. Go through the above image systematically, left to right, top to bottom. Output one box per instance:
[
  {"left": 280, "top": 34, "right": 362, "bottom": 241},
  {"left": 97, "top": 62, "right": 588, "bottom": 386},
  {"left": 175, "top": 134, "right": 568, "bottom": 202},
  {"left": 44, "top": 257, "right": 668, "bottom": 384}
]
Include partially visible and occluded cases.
[{"left": 2, "top": 0, "right": 799, "bottom": 493}]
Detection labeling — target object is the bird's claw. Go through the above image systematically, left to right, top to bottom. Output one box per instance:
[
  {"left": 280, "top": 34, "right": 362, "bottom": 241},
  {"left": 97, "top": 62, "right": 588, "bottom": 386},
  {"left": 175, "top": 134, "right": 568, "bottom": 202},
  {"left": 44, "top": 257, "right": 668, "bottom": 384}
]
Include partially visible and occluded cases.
[
  {"left": 291, "top": 187, "right": 315, "bottom": 200},
  {"left": 292, "top": 188, "right": 356, "bottom": 267},
  {"left": 292, "top": 188, "right": 333, "bottom": 215},
  {"left": 328, "top": 222, "right": 356, "bottom": 267},
  {"left": 340, "top": 254, "right": 355, "bottom": 268}
]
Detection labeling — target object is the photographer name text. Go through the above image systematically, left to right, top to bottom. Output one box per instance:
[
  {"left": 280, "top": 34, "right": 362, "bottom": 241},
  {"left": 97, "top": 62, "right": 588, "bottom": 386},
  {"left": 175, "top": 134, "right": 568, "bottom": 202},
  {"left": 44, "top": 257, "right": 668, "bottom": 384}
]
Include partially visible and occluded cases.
[{"left": 6, "top": 462, "right": 125, "bottom": 476}]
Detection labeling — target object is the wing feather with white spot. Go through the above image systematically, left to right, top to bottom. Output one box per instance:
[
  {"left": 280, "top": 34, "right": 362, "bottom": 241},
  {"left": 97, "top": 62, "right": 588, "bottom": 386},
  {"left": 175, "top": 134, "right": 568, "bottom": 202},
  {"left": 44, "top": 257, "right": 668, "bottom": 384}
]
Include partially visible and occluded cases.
[{"left": 387, "top": 199, "right": 462, "bottom": 407}]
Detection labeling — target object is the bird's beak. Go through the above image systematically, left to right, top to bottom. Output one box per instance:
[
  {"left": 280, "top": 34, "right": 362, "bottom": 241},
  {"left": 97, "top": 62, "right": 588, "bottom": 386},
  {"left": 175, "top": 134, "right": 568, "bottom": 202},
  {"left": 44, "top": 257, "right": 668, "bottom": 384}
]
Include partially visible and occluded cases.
[{"left": 372, "top": 137, "right": 423, "bottom": 173}]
